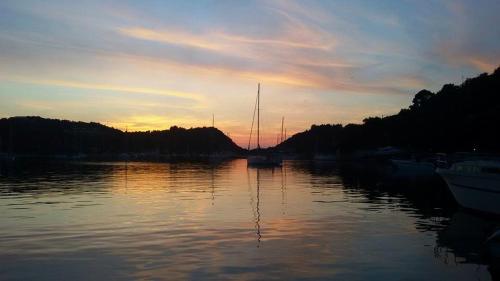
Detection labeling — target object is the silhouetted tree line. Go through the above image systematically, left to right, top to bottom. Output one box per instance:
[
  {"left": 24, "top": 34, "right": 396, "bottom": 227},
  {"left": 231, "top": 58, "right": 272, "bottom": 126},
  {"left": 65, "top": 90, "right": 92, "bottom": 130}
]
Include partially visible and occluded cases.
[
  {"left": 278, "top": 66, "right": 500, "bottom": 155},
  {"left": 0, "top": 117, "right": 242, "bottom": 156}
]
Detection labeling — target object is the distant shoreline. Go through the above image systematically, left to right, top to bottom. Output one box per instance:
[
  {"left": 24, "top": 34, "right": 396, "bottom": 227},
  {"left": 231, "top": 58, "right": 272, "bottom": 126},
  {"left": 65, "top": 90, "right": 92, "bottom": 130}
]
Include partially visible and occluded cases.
[{"left": 0, "top": 152, "right": 244, "bottom": 162}]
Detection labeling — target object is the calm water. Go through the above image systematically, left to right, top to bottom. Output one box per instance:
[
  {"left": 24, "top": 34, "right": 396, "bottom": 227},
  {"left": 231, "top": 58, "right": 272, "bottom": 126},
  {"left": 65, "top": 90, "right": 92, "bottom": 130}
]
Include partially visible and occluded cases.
[{"left": 1, "top": 159, "right": 499, "bottom": 280}]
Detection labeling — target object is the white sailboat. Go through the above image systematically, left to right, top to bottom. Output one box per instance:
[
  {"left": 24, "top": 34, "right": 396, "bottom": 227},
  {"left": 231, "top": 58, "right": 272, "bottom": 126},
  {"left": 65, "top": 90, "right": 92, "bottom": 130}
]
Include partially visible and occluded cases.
[
  {"left": 247, "top": 83, "right": 282, "bottom": 166},
  {"left": 437, "top": 160, "right": 500, "bottom": 215}
]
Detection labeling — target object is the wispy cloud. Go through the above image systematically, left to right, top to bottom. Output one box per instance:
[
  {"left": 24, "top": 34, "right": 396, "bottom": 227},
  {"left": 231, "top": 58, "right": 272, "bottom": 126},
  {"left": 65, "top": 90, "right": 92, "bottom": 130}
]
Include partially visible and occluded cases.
[
  {"left": 1, "top": 0, "right": 500, "bottom": 147},
  {"left": 118, "top": 24, "right": 334, "bottom": 52},
  {"left": 115, "top": 27, "right": 396, "bottom": 93},
  {"left": 118, "top": 27, "right": 224, "bottom": 51},
  {"left": 216, "top": 32, "right": 333, "bottom": 50},
  {"left": 467, "top": 57, "right": 499, "bottom": 72},
  {"left": 2, "top": 76, "right": 204, "bottom": 102}
]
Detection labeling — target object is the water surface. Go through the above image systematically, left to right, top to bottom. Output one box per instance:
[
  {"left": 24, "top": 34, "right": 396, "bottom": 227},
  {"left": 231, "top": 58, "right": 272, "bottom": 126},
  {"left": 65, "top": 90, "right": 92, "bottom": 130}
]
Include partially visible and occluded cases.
[{"left": 0, "top": 159, "right": 499, "bottom": 280}]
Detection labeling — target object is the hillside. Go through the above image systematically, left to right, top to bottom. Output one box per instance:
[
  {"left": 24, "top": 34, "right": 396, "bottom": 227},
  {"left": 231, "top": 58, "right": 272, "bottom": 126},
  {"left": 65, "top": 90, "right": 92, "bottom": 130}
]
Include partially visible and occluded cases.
[
  {"left": 278, "top": 66, "right": 500, "bottom": 155},
  {"left": 0, "top": 117, "right": 243, "bottom": 157}
]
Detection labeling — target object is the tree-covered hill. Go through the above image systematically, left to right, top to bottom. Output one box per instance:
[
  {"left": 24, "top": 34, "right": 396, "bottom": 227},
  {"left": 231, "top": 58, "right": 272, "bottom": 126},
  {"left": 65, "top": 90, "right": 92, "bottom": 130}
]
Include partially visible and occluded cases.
[
  {"left": 277, "top": 66, "right": 500, "bottom": 155},
  {"left": 0, "top": 116, "right": 243, "bottom": 157}
]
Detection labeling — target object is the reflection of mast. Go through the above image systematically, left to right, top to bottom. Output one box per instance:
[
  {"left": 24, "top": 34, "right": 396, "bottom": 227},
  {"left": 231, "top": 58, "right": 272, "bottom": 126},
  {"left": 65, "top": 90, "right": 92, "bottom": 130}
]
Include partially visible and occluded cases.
[
  {"left": 124, "top": 161, "right": 128, "bottom": 193},
  {"left": 281, "top": 163, "right": 287, "bottom": 215},
  {"left": 211, "top": 166, "right": 215, "bottom": 205},
  {"left": 246, "top": 167, "right": 262, "bottom": 247},
  {"left": 247, "top": 167, "right": 256, "bottom": 219},
  {"left": 256, "top": 169, "right": 261, "bottom": 247}
]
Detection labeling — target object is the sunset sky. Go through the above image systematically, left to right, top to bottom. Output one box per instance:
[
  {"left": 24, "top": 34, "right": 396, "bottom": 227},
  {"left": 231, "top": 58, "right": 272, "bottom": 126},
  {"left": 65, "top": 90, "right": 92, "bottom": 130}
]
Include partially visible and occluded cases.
[{"left": 1, "top": 0, "right": 499, "bottom": 147}]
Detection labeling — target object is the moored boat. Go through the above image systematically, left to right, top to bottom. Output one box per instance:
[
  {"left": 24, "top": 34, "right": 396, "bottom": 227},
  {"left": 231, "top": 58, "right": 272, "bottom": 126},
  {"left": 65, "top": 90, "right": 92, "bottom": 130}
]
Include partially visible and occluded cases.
[
  {"left": 247, "top": 83, "right": 282, "bottom": 167},
  {"left": 0, "top": 153, "right": 15, "bottom": 161},
  {"left": 247, "top": 154, "right": 282, "bottom": 166},
  {"left": 314, "top": 154, "right": 337, "bottom": 162},
  {"left": 389, "top": 159, "right": 436, "bottom": 178},
  {"left": 437, "top": 160, "right": 500, "bottom": 215},
  {"left": 486, "top": 229, "right": 500, "bottom": 260}
]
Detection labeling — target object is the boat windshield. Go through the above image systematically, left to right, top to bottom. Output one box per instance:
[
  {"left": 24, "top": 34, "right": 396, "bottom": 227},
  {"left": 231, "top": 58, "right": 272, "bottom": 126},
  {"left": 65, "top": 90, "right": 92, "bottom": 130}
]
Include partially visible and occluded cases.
[
  {"left": 451, "top": 161, "right": 500, "bottom": 175},
  {"left": 451, "top": 164, "right": 481, "bottom": 173},
  {"left": 482, "top": 167, "right": 500, "bottom": 174}
]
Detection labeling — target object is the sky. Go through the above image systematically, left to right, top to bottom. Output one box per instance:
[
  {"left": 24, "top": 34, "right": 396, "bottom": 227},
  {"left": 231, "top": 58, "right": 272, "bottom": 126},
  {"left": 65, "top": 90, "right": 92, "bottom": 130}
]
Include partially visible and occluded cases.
[{"left": 0, "top": 0, "right": 499, "bottom": 147}]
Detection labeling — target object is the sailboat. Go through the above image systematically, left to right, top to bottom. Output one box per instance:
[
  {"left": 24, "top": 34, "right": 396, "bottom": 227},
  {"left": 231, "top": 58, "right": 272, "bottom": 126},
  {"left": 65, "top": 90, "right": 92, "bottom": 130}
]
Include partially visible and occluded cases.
[{"left": 247, "top": 83, "right": 282, "bottom": 166}]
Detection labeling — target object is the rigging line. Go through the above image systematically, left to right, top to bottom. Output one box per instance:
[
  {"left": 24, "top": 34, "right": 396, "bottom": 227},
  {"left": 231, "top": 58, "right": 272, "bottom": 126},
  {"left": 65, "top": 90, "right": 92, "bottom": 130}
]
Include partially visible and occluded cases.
[{"left": 247, "top": 91, "right": 259, "bottom": 150}]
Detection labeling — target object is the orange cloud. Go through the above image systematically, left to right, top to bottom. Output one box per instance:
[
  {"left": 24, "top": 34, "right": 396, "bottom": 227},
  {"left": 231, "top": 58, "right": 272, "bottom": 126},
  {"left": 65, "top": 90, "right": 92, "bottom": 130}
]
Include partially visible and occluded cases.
[
  {"left": 115, "top": 26, "right": 421, "bottom": 96},
  {"left": 118, "top": 26, "right": 334, "bottom": 53},
  {"left": 118, "top": 27, "right": 224, "bottom": 51},
  {"left": 434, "top": 42, "right": 500, "bottom": 73},
  {"left": 466, "top": 57, "right": 499, "bottom": 73},
  {"left": 107, "top": 114, "right": 209, "bottom": 132}
]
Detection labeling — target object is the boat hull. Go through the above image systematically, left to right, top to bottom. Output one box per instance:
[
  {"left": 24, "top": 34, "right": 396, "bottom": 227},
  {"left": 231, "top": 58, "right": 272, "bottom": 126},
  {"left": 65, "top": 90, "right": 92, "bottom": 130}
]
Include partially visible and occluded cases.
[
  {"left": 247, "top": 155, "right": 282, "bottom": 166},
  {"left": 390, "top": 160, "right": 436, "bottom": 178},
  {"left": 437, "top": 169, "right": 500, "bottom": 215}
]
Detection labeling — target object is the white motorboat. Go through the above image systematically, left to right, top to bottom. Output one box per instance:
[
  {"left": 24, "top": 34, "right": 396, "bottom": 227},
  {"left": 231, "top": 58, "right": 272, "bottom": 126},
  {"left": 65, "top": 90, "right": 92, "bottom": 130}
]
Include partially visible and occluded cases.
[
  {"left": 437, "top": 160, "right": 500, "bottom": 215},
  {"left": 486, "top": 229, "right": 500, "bottom": 259}
]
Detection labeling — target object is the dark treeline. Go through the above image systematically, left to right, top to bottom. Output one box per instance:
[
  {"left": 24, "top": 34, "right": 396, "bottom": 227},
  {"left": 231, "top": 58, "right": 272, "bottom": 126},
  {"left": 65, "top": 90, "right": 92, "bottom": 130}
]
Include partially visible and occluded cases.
[
  {"left": 277, "top": 66, "right": 500, "bottom": 155},
  {"left": 0, "top": 117, "right": 243, "bottom": 157}
]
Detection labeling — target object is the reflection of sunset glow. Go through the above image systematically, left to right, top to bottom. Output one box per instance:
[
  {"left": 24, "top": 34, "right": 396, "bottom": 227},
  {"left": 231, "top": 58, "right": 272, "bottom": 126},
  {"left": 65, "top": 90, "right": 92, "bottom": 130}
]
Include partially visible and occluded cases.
[{"left": 0, "top": 159, "right": 435, "bottom": 280}]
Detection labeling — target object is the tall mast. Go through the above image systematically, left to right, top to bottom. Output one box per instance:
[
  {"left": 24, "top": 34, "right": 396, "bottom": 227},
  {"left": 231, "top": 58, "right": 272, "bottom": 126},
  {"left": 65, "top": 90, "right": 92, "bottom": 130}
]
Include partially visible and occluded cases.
[
  {"left": 257, "top": 83, "right": 260, "bottom": 150},
  {"left": 281, "top": 116, "right": 284, "bottom": 143}
]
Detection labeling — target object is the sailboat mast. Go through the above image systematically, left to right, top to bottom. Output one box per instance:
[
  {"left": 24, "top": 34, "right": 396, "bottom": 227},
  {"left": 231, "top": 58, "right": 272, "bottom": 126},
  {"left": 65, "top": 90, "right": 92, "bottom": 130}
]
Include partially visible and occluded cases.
[
  {"left": 257, "top": 83, "right": 260, "bottom": 150},
  {"left": 281, "top": 116, "right": 284, "bottom": 143}
]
